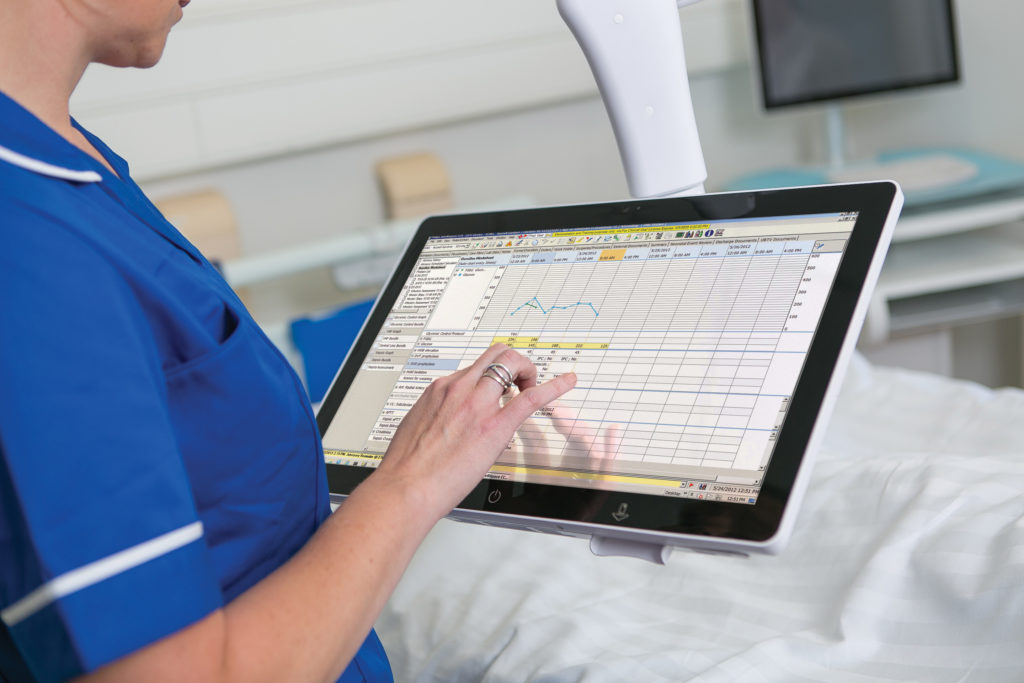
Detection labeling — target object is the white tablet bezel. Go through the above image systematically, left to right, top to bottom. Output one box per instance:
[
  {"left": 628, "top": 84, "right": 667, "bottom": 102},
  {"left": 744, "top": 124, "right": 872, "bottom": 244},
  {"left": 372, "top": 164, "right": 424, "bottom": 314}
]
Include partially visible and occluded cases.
[{"left": 318, "top": 183, "right": 903, "bottom": 558}]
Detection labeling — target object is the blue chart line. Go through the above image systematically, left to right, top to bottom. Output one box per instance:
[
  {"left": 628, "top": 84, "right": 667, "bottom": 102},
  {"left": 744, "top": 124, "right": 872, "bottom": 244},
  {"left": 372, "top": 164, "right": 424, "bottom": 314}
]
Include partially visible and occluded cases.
[{"left": 510, "top": 296, "right": 599, "bottom": 317}]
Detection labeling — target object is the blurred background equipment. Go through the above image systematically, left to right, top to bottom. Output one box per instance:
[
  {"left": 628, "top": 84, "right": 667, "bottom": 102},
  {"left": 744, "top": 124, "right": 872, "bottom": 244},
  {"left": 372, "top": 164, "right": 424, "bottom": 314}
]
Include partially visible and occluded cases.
[
  {"left": 375, "top": 151, "right": 454, "bottom": 220},
  {"left": 154, "top": 188, "right": 241, "bottom": 263}
]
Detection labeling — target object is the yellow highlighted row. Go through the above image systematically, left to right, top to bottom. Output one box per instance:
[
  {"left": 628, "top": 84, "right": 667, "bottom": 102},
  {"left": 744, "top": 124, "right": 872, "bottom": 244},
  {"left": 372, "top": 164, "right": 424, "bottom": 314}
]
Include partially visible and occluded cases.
[
  {"left": 552, "top": 224, "right": 711, "bottom": 238},
  {"left": 492, "top": 336, "right": 609, "bottom": 350},
  {"left": 324, "top": 449, "right": 383, "bottom": 461},
  {"left": 327, "top": 451, "right": 678, "bottom": 488},
  {"left": 489, "top": 464, "right": 679, "bottom": 487}
]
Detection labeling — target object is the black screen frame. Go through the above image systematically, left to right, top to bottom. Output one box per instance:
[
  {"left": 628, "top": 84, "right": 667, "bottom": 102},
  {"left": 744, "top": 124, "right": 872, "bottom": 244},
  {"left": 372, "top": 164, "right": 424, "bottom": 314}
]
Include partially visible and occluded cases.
[
  {"left": 751, "top": 0, "right": 961, "bottom": 110},
  {"left": 318, "top": 183, "right": 899, "bottom": 544}
]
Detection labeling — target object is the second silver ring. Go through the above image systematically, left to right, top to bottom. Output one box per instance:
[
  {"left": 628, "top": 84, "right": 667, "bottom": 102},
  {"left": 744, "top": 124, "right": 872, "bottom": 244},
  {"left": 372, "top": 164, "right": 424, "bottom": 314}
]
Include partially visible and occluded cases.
[
  {"left": 483, "top": 362, "right": 515, "bottom": 394},
  {"left": 486, "top": 362, "right": 514, "bottom": 385},
  {"left": 481, "top": 371, "right": 510, "bottom": 393}
]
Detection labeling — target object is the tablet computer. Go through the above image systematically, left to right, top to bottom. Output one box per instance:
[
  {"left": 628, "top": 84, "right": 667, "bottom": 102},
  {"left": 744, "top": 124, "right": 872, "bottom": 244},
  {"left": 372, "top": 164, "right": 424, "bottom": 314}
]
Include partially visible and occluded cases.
[{"left": 317, "top": 183, "right": 903, "bottom": 557}]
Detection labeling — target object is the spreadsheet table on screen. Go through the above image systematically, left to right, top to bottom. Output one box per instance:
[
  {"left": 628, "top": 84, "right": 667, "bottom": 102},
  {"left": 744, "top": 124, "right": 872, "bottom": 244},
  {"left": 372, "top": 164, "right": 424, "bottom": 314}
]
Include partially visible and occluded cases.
[{"left": 323, "top": 211, "right": 856, "bottom": 505}]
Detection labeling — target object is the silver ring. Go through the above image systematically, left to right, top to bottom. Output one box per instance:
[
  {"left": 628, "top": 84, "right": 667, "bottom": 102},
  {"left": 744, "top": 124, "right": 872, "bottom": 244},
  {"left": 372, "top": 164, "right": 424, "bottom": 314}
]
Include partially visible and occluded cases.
[
  {"left": 482, "top": 363, "right": 515, "bottom": 394},
  {"left": 486, "top": 363, "right": 514, "bottom": 385},
  {"left": 483, "top": 368, "right": 514, "bottom": 393},
  {"left": 481, "top": 371, "right": 510, "bottom": 393}
]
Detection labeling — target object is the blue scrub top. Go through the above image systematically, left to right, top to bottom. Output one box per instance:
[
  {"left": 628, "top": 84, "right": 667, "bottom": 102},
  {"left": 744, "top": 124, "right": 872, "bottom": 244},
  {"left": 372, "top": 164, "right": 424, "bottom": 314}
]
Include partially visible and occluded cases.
[{"left": 0, "top": 91, "right": 391, "bottom": 682}]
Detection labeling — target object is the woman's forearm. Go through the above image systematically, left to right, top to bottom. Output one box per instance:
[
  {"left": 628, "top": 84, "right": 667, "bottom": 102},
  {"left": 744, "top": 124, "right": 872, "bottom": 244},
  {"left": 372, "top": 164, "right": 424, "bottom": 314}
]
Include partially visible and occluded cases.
[
  {"left": 79, "top": 347, "right": 574, "bottom": 682},
  {"left": 79, "top": 471, "right": 437, "bottom": 683},
  {"left": 219, "top": 471, "right": 437, "bottom": 682}
]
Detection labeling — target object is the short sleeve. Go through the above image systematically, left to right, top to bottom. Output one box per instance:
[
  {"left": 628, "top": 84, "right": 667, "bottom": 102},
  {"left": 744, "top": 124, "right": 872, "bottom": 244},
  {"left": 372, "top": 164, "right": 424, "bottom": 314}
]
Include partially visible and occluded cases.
[{"left": 0, "top": 210, "right": 223, "bottom": 680}]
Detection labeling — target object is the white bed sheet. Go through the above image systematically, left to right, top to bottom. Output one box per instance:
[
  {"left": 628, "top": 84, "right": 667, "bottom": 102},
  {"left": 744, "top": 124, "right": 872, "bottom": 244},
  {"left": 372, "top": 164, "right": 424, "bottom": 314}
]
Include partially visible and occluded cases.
[{"left": 377, "top": 355, "right": 1024, "bottom": 682}]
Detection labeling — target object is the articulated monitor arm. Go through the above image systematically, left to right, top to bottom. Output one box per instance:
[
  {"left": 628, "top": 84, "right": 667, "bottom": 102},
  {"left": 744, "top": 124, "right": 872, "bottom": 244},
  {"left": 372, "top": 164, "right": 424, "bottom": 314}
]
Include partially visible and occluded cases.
[
  {"left": 558, "top": 0, "right": 707, "bottom": 199},
  {"left": 559, "top": 0, "right": 709, "bottom": 563}
]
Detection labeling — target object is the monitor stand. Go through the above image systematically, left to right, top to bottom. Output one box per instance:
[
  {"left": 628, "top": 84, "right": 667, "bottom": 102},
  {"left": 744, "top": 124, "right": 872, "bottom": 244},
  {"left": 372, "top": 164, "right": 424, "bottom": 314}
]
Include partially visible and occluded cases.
[
  {"left": 728, "top": 103, "right": 1024, "bottom": 206},
  {"left": 824, "top": 103, "right": 847, "bottom": 172},
  {"left": 820, "top": 104, "right": 979, "bottom": 193},
  {"left": 588, "top": 535, "right": 751, "bottom": 564},
  {"left": 589, "top": 535, "right": 672, "bottom": 564}
]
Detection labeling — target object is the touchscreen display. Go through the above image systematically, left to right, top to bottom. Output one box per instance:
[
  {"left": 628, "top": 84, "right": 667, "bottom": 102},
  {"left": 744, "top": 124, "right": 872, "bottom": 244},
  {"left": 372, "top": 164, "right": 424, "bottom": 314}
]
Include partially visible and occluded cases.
[{"left": 322, "top": 211, "right": 857, "bottom": 505}]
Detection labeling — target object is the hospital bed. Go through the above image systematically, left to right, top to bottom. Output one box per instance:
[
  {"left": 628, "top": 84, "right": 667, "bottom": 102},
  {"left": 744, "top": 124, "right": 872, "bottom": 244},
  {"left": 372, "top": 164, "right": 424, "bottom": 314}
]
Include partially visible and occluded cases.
[
  {"left": 245, "top": 4, "right": 1023, "bottom": 676},
  {"left": 375, "top": 353, "right": 1024, "bottom": 682}
]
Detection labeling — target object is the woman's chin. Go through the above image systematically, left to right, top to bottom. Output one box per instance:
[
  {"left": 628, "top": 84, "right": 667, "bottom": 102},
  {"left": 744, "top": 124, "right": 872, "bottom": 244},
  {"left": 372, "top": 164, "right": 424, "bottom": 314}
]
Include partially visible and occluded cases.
[{"left": 97, "top": 41, "right": 168, "bottom": 70}]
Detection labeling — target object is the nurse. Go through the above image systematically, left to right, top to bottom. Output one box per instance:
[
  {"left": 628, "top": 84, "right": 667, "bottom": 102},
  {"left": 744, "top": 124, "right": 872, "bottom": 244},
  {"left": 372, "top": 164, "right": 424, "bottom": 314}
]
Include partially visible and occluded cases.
[{"left": 0, "top": 1, "right": 576, "bottom": 681}]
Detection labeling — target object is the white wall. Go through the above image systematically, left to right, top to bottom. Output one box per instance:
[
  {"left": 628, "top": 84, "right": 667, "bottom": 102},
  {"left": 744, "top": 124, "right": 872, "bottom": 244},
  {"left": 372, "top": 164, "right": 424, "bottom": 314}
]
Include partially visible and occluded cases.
[
  {"left": 69, "top": 0, "right": 1024, "bottom": 340},
  {"left": 73, "top": 0, "right": 747, "bottom": 183}
]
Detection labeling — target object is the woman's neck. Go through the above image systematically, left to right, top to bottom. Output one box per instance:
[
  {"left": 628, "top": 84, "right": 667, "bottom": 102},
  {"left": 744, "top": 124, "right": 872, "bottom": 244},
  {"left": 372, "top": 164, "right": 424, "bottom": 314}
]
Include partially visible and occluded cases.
[{"left": 0, "top": 1, "right": 114, "bottom": 173}]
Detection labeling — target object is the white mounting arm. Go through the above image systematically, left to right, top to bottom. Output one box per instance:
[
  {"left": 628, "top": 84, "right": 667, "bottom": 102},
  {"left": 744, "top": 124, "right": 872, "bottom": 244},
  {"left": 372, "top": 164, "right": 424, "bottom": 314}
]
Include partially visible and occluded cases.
[
  {"left": 558, "top": 0, "right": 708, "bottom": 199},
  {"left": 559, "top": 0, "right": 711, "bottom": 564}
]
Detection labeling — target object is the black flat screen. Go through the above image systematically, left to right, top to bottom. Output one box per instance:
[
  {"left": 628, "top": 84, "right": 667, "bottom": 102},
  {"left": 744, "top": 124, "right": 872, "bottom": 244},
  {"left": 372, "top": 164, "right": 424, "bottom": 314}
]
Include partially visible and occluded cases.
[
  {"left": 753, "top": 0, "right": 959, "bottom": 109},
  {"left": 318, "top": 184, "right": 900, "bottom": 544}
]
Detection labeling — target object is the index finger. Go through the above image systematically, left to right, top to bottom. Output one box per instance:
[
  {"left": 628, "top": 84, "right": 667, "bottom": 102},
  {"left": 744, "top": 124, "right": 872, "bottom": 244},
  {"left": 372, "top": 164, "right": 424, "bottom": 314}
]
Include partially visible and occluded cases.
[{"left": 496, "top": 372, "right": 577, "bottom": 430}]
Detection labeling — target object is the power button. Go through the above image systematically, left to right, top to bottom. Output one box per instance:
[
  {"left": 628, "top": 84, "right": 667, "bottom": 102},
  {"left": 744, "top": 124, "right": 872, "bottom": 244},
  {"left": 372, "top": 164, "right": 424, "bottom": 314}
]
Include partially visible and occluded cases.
[{"left": 487, "top": 490, "right": 502, "bottom": 504}]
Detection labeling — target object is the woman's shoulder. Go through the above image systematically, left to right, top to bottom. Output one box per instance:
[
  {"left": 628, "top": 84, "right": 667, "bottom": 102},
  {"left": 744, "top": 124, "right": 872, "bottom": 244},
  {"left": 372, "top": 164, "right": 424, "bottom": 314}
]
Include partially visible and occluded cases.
[
  {"left": 0, "top": 149, "right": 103, "bottom": 231},
  {"left": 0, "top": 178, "right": 121, "bottom": 281}
]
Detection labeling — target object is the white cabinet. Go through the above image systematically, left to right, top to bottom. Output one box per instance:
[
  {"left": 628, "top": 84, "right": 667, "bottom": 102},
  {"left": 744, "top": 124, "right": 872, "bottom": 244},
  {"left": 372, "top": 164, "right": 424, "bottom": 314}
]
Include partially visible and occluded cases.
[{"left": 860, "top": 189, "right": 1024, "bottom": 386}]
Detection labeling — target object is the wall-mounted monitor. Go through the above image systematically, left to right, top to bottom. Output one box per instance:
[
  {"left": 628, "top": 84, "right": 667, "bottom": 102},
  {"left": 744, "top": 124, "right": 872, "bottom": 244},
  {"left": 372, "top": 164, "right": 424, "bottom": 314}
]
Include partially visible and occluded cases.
[{"left": 752, "top": 0, "right": 960, "bottom": 110}]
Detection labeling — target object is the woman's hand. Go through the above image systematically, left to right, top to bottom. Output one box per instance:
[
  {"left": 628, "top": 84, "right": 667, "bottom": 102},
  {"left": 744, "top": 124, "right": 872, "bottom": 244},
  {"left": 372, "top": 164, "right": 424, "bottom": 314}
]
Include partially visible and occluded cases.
[
  {"left": 372, "top": 343, "right": 576, "bottom": 519},
  {"left": 77, "top": 345, "right": 572, "bottom": 683}
]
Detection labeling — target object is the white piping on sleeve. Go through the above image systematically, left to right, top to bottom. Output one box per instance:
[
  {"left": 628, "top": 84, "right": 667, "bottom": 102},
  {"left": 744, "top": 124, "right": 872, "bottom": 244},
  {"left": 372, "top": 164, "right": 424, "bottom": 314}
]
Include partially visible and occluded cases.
[
  {"left": 0, "top": 143, "right": 102, "bottom": 183},
  {"left": 1, "top": 521, "right": 205, "bottom": 627}
]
